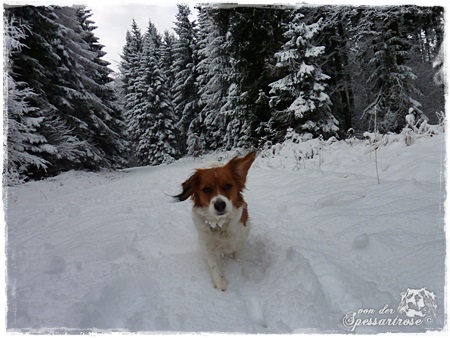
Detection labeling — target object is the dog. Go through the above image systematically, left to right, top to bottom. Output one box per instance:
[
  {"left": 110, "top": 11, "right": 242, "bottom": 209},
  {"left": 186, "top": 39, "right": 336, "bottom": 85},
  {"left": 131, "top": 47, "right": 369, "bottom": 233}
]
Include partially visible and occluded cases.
[{"left": 174, "top": 151, "right": 256, "bottom": 291}]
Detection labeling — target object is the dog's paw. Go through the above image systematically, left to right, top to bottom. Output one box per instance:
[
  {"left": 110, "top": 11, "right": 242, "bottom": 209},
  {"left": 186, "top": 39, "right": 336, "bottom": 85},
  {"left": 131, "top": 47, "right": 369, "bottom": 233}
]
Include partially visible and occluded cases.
[{"left": 214, "top": 277, "right": 229, "bottom": 291}]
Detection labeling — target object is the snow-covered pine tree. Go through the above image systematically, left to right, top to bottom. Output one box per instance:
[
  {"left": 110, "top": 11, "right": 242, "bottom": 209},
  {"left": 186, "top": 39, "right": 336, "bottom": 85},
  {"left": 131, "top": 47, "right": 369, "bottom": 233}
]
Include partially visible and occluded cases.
[
  {"left": 171, "top": 4, "right": 199, "bottom": 155},
  {"left": 6, "top": 5, "right": 129, "bottom": 179},
  {"left": 195, "top": 5, "right": 232, "bottom": 153},
  {"left": 5, "top": 6, "right": 89, "bottom": 178},
  {"left": 43, "top": 6, "right": 107, "bottom": 169},
  {"left": 185, "top": 6, "right": 208, "bottom": 156},
  {"left": 222, "top": 6, "right": 289, "bottom": 149},
  {"left": 308, "top": 6, "right": 355, "bottom": 134},
  {"left": 74, "top": 7, "right": 128, "bottom": 168},
  {"left": 221, "top": 8, "right": 253, "bottom": 150},
  {"left": 358, "top": 8, "right": 424, "bottom": 133},
  {"left": 269, "top": 11, "right": 339, "bottom": 140},
  {"left": 4, "top": 15, "right": 52, "bottom": 185},
  {"left": 120, "top": 19, "right": 144, "bottom": 164},
  {"left": 129, "top": 21, "right": 179, "bottom": 165},
  {"left": 160, "top": 30, "right": 177, "bottom": 92},
  {"left": 222, "top": 81, "right": 251, "bottom": 150}
]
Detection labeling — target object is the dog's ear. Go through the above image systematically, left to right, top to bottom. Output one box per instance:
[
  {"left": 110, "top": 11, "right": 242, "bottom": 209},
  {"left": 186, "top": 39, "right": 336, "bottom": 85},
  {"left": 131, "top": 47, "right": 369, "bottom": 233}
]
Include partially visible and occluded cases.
[
  {"left": 226, "top": 151, "right": 257, "bottom": 186},
  {"left": 173, "top": 172, "right": 199, "bottom": 202}
]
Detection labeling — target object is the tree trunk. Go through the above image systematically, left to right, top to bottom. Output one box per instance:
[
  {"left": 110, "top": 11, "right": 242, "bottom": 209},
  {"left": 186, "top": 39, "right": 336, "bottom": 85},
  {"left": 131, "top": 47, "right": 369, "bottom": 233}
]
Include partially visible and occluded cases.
[{"left": 335, "top": 20, "right": 354, "bottom": 132}]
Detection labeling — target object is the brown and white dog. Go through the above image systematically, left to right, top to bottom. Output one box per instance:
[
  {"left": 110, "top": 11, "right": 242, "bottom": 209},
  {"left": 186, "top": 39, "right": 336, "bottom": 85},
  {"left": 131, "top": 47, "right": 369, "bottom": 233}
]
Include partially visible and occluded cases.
[{"left": 174, "top": 152, "right": 256, "bottom": 291}]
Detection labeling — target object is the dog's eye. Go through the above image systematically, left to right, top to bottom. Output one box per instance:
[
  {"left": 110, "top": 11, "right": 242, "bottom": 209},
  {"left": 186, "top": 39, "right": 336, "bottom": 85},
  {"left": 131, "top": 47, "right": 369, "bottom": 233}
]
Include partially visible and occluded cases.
[
  {"left": 224, "top": 184, "right": 232, "bottom": 191},
  {"left": 202, "top": 187, "right": 212, "bottom": 194}
]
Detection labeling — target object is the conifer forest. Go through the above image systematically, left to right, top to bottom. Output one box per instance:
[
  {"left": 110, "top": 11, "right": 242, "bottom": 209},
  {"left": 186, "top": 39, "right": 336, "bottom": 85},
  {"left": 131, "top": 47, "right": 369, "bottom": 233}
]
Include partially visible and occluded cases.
[{"left": 3, "top": 4, "right": 445, "bottom": 184}]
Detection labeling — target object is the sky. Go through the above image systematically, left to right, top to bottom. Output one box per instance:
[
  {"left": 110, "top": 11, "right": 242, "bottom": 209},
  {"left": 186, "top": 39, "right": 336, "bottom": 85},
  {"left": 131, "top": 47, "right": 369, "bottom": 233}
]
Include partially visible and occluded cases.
[{"left": 87, "top": 1, "right": 193, "bottom": 73}]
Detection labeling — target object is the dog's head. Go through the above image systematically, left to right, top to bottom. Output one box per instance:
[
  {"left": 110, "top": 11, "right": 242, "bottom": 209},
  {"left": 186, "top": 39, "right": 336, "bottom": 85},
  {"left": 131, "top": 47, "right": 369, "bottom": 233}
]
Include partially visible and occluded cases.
[{"left": 174, "top": 152, "right": 256, "bottom": 219}]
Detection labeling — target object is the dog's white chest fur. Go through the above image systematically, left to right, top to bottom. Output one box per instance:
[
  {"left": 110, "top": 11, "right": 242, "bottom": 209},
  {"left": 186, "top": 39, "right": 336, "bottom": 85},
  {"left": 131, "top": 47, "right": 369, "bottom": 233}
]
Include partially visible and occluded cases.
[{"left": 192, "top": 206, "right": 249, "bottom": 256}]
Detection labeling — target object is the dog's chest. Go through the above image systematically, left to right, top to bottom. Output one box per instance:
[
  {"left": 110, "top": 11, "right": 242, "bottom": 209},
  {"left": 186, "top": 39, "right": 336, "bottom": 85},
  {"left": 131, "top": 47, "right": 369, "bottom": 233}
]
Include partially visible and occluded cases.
[
  {"left": 192, "top": 207, "right": 249, "bottom": 251},
  {"left": 204, "top": 222, "right": 245, "bottom": 254},
  {"left": 209, "top": 224, "right": 231, "bottom": 238}
]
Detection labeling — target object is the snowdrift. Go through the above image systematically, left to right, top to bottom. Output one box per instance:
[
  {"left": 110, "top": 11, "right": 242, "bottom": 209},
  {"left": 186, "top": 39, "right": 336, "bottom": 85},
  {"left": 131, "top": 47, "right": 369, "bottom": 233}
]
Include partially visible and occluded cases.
[{"left": 5, "top": 133, "right": 446, "bottom": 333}]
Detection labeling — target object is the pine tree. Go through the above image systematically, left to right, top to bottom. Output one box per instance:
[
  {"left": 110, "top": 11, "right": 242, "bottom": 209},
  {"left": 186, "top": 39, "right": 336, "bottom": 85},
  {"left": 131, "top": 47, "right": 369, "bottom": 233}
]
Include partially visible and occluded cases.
[
  {"left": 171, "top": 4, "right": 199, "bottom": 155},
  {"left": 6, "top": 5, "right": 128, "bottom": 179},
  {"left": 195, "top": 5, "right": 233, "bottom": 153},
  {"left": 5, "top": 6, "right": 90, "bottom": 177},
  {"left": 44, "top": 6, "right": 105, "bottom": 168},
  {"left": 222, "top": 6, "right": 289, "bottom": 148},
  {"left": 308, "top": 6, "right": 355, "bottom": 134},
  {"left": 399, "top": 6, "right": 444, "bottom": 124},
  {"left": 74, "top": 7, "right": 128, "bottom": 168},
  {"left": 359, "top": 8, "right": 424, "bottom": 133},
  {"left": 269, "top": 11, "right": 338, "bottom": 140},
  {"left": 4, "top": 15, "right": 51, "bottom": 184},
  {"left": 120, "top": 19, "right": 143, "bottom": 164},
  {"left": 120, "top": 20, "right": 143, "bottom": 96},
  {"left": 132, "top": 21, "right": 178, "bottom": 165},
  {"left": 160, "top": 30, "right": 177, "bottom": 91}
]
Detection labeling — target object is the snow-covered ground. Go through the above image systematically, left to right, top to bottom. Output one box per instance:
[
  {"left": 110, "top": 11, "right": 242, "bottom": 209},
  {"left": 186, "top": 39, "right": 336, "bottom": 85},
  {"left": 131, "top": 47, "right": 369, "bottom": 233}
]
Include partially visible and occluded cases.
[{"left": 4, "top": 133, "right": 446, "bottom": 334}]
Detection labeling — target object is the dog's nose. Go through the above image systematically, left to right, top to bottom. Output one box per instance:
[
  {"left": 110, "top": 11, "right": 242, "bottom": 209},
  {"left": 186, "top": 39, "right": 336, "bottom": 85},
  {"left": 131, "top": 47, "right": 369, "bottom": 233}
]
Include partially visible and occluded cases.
[{"left": 214, "top": 199, "right": 226, "bottom": 213}]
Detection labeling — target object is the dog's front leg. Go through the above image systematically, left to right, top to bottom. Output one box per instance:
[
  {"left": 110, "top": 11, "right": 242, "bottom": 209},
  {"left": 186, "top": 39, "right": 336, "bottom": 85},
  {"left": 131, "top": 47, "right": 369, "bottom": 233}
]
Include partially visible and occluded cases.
[{"left": 204, "top": 248, "right": 228, "bottom": 291}]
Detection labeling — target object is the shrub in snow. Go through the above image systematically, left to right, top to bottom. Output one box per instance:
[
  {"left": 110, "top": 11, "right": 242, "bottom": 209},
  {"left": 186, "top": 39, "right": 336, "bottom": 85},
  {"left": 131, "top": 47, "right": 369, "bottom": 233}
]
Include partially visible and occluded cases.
[
  {"left": 400, "top": 108, "right": 444, "bottom": 147},
  {"left": 364, "top": 109, "right": 443, "bottom": 152},
  {"left": 416, "top": 111, "right": 445, "bottom": 136},
  {"left": 258, "top": 118, "right": 443, "bottom": 173},
  {"left": 403, "top": 127, "right": 414, "bottom": 147},
  {"left": 259, "top": 128, "right": 329, "bottom": 170},
  {"left": 345, "top": 128, "right": 357, "bottom": 146}
]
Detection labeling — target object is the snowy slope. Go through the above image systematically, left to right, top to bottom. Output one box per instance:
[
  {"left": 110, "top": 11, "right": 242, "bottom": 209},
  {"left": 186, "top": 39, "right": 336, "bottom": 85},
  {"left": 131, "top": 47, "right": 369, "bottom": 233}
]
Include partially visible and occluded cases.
[{"left": 5, "top": 134, "right": 446, "bottom": 333}]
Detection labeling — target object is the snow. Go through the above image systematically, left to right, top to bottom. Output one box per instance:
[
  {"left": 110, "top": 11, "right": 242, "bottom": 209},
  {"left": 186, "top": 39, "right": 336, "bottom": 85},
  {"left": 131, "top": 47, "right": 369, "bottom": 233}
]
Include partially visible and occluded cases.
[
  {"left": 305, "top": 46, "right": 325, "bottom": 58},
  {"left": 5, "top": 133, "right": 446, "bottom": 334}
]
